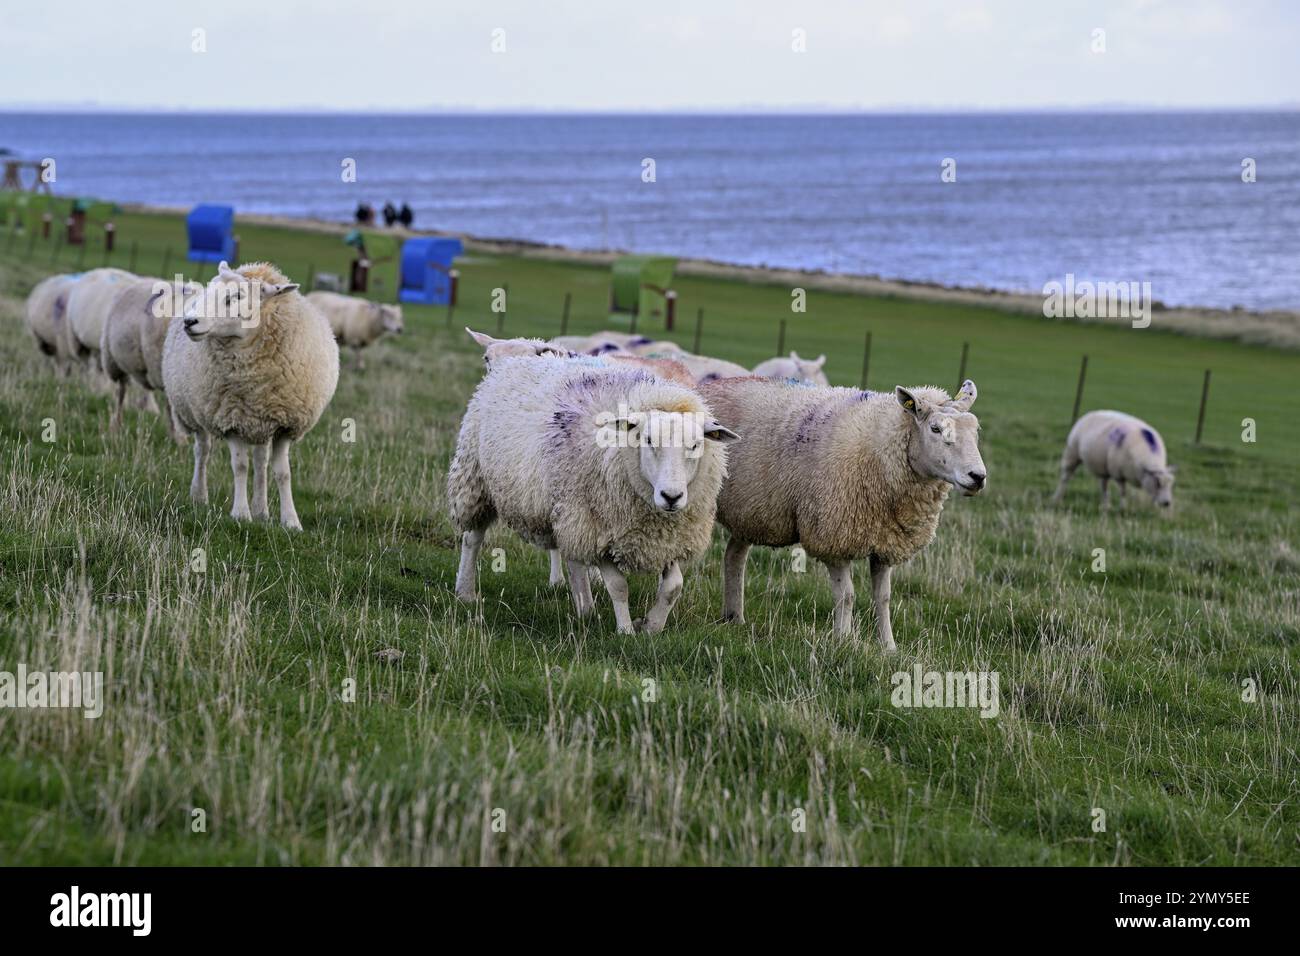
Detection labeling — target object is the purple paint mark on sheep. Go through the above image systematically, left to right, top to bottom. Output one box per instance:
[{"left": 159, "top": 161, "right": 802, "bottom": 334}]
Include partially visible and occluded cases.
[
  {"left": 1107, "top": 426, "right": 1127, "bottom": 447},
  {"left": 1140, "top": 427, "right": 1160, "bottom": 452}
]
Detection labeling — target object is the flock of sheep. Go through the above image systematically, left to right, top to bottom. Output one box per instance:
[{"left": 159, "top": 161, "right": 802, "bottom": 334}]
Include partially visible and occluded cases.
[{"left": 21, "top": 260, "right": 1177, "bottom": 649}]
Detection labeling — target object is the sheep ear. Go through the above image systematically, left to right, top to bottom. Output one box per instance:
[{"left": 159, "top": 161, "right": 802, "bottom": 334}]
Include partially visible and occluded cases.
[
  {"left": 218, "top": 261, "right": 238, "bottom": 279},
  {"left": 261, "top": 281, "right": 299, "bottom": 298},
  {"left": 466, "top": 328, "right": 497, "bottom": 349},
  {"left": 789, "top": 351, "right": 799, "bottom": 360},
  {"left": 814, "top": 354, "right": 826, "bottom": 367},
  {"left": 950, "top": 379, "right": 978, "bottom": 411},
  {"left": 895, "top": 386, "right": 924, "bottom": 418},
  {"left": 704, "top": 422, "right": 740, "bottom": 443}
]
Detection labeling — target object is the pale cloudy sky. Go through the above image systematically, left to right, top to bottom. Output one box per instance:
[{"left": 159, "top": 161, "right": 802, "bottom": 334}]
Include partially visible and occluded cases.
[{"left": 2, "top": 0, "right": 1295, "bottom": 111}]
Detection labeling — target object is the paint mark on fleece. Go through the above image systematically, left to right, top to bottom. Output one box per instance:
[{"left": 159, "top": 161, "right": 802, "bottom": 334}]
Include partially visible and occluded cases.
[
  {"left": 1107, "top": 426, "right": 1127, "bottom": 447},
  {"left": 1140, "top": 427, "right": 1160, "bottom": 453}
]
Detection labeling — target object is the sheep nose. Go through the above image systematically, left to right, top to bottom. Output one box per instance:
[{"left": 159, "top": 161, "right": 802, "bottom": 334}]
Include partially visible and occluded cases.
[
  {"left": 183, "top": 317, "right": 199, "bottom": 329},
  {"left": 967, "top": 470, "right": 986, "bottom": 489},
  {"left": 660, "top": 490, "right": 683, "bottom": 509}
]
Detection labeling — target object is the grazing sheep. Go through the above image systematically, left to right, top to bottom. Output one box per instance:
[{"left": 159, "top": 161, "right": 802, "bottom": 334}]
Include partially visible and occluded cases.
[
  {"left": 163, "top": 261, "right": 339, "bottom": 530},
  {"left": 63, "top": 267, "right": 135, "bottom": 368},
  {"left": 24, "top": 273, "right": 78, "bottom": 373},
  {"left": 100, "top": 276, "right": 202, "bottom": 437},
  {"left": 306, "top": 291, "right": 404, "bottom": 369},
  {"left": 464, "top": 329, "right": 698, "bottom": 587},
  {"left": 627, "top": 338, "right": 685, "bottom": 357},
  {"left": 753, "top": 351, "right": 829, "bottom": 386},
  {"left": 448, "top": 356, "right": 740, "bottom": 633},
  {"left": 701, "top": 378, "right": 985, "bottom": 650},
  {"left": 1052, "top": 410, "right": 1175, "bottom": 511}
]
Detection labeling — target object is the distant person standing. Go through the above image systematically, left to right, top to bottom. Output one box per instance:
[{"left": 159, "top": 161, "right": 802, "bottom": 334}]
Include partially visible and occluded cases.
[
  {"left": 354, "top": 202, "right": 374, "bottom": 225},
  {"left": 382, "top": 202, "right": 398, "bottom": 227},
  {"left": 398, "top": 203, "right": 414, "bottom": 228}
]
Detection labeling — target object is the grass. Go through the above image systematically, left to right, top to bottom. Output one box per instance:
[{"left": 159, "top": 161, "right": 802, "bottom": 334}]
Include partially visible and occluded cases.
[{"left": 0, "top": 209, "right": 1296, "bottom": 865}]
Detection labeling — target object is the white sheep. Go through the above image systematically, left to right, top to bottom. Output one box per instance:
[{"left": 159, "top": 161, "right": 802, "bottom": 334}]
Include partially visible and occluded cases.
[
  {"left": 163, "top": 261, "right": 339, "bottom": 530},
  {"left": 62, "top": 267, "right": 135, "bottom": 369},
  {"left": 24, "top": 273, "right": 78, "bottom": 374},
  {"left": 100, "top": 276, "right": 201, "bottom": 437},
  {"left": 305, "top": 291, "right": 403, "bottom": 369},
  {"left": 659, "top": 351, "right": 750, "bottom": 383},
  {"left": 753, "top": 351, "right": 829, "bottom": 386},
  {"left": 448, "top": 356, "right": 739, "bottom": 633},
  {"left": 700, "top": 378, "right": 986, "bottom": 650},
  {"left": 1052, "top": 410, "right": 1175, "bottom": 511}
]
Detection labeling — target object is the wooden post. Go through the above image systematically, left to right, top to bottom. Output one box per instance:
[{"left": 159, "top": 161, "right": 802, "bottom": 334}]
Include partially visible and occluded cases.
[
  {"left": 104, "top": 222, "right": 116, "bottom": 253},
  {"left": 305, "top": 262, "right": 315, "bottom": 292},
  {"left": 664, "top": 290, "right": 676, "bottom": 331},
  {"left": 560, "top": 291, "right": 571, "bottom": 336},
  {"left": 692, "top": 307, "right": 703, "bottom": 354},
  {"left": 776, "top": 319, "right": 786, "bottom": 356},
  {"left": 859, "top": 330, "right": 872, "bottom": 390},
  {"left": 957, "top": 341, "right": 969, "bottom": 388},
  {"left": 1071, "top": 355, "right": 1089, "bottom": 425},
  {"left": 1195, "top": 369, "right": 1211, "bottom": 444}
]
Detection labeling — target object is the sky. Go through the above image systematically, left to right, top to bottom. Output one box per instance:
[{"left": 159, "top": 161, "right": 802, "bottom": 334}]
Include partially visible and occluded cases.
[{"left": 1, "top": 0, "right": 1296, "bottom": 112}]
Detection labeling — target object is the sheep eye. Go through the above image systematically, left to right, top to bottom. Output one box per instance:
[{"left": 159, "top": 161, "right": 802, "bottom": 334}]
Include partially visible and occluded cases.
[{"left": 930, "top": 424, "right": 941, "bottom": 433}]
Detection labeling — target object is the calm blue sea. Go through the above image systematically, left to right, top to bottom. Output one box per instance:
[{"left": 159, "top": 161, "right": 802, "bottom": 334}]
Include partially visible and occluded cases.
[{"left": 2, "top": 111, "right": 1297, "bottom": 310}]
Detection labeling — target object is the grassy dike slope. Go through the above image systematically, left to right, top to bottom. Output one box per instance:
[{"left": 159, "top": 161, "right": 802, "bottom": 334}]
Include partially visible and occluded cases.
[{"left": 0, "top": 209, "right": 1296, "bottom": 864}]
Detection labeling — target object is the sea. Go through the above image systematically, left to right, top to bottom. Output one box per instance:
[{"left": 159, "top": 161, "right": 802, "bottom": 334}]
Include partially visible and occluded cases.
[{"left": 2, "top": 110, "right": 1297, "bottom": 310}]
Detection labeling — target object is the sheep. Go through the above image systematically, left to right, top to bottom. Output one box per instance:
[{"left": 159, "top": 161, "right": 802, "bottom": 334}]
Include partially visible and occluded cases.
[
  {"left": 163, "top": 261, "right": 339, "bottom": 530},
  {"left": 63, "top": 267, "right": 136, "bottom": 369},
  {"left": 24, "top": 273, "right": 78, "bottom": 374},
  {"left": 100, "top": 276, "right": 202, "bottom": 438},
  {"left": 305, "top": 291, "right": 404, "bottom": 369},
  {"left": 464, "top": 328, "right": 698, "bottom": 587},
  {"left": 548, "top": 331, "right": 657, "bottom": 356},
  {"left": 627, "top": 338, "right": 685, "bottom": 357},
  {"left": 753, "top": 351, "right": 829, "bottom": 386},
  {"left": 661, "top": 352, "right": 751, "bottom": 384},
  {"left": 448, "top": 356, "right": 740, "bottom": 633},
  {"left": 700, "top": 377, "right": 985, "bottom": 651},
  {"left": 1051, "top": 410, "right": 1175, "bottom": 511}
]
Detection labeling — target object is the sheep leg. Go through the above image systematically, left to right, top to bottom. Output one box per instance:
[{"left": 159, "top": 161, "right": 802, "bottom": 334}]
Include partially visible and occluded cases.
[
  {"left": 354, "top": 346, "right": 365, "bottom": 371},
  {"left": 109, "top": 378, "right": 126, "bottom": 431},
  {"left": 159, "top": 394, "right": 187, "bottom": 446},
  {"left": 190, "top": 431, "right": 210, "bottom": 504},
  {"left": 271, "top": 435, "right": 303, "bottom": 531},
  {"left": 228, "top": 437, "right": 252, "bottom": 521},
  {"left": 250, "top": 441, "right": 270, "bottom": 521},
  {"left": 1051, "top": 450, "right": 1080, "bottom": 504},
  {"left": 1099, "top": 476, "right": 1111, "bottom": 511},
  {"left": 455, "top": 529, "right": 485, "bottom": 603},
  {"left": 721, "top": 537, "right": 751, "bottom": 623},
  {"left": 548, "top": 549, "right": 566, "bottom": 587},
  {"left": 870, "top": 558, "right": 897, "bottom": 653},
  {"left": 567, "top": 559, "right": 594, "bottom": 615},
  {"left": 598, "top": 560, "right": 635, "bottom": 634},
  {"left": 638, "top": 561, "right": 683, "bottom": 635},
  {"left": 827, "top": 562, "right": 856, "bottom": 637}
]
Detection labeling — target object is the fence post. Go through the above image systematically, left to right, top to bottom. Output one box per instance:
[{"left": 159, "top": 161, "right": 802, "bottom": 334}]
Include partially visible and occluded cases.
[
  {"left": 305, "top": 262, "right": 315, "bottom": 293},
  {"left": 560, "top": 291, "right": 571, "bottom": 336},
  {"left": 692, "top": 308, "right": 703, "bottom": 354},
  {"left": 776, "top": 319, "right": 786, "bottom": 356},
  {"left": 859, "top": 330, "right": 872, "bottom": 390},
  {"left": 957, "top": 341, "right": 969, "bottom": 388},
  {"left": 1071, "top": 355, "right": 1089, "bottom": 425},
  {"left": 1195, "top": 369, "right": 1211, "bottom": 444}
]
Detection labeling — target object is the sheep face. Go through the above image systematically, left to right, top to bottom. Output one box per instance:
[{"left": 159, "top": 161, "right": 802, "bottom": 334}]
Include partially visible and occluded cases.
[
  {"left": 183, "top": 264, "right": 298, "bottom": 340},
  {"left": 149, "top": 280, "right": 204, "bottom": 321},
  {"left": 378, "top": 305, "right": 404, "bottom": 335},
  {"left": 467, "top": 329, "right": 572, "bottom": 371},
  {"left": 791, "top": 352, "right": 829, "bottom": 386},
  {"left": 897, "top": 380, "right": 987, "bottom": 495},
  {"left": 607, "top": 409, "right": 740, "bottom": 513},
  {"left": 1141, "top": 468, "right": 1175, "bottom": 509}
]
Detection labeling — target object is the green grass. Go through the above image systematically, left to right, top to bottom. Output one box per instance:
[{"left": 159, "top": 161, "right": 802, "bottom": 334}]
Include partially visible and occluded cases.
[{"left": 0, "top": 209, "right": 1296, "bottom": 865}]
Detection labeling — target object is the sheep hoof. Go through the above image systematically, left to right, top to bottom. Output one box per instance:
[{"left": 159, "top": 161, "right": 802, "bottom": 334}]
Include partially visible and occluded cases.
[
  {"left": 281, "top": 518, "right": 304, "bottom": 532},
  {"left": 455, "top": 589, "right": 477, "bottom": 605},
  {"left": 720, "top": 611, "right": 744, "bottom": 624}
]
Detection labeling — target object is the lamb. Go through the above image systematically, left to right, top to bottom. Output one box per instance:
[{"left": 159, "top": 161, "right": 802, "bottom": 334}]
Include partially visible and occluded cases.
[
  {"left": 162, "top": 261, "right": 339, "bottom": 530},
  {"left": 63, "top": 267, "right": 136, "bottom": 368},
  {"left": 24, "top": 273, "right": 79, "bottom": 373},
  {"left": 100, "top": 276, "right": 202, "bottom": 437},
  {"left": 306, "top": 291, "right": 404, "bottom": 369},
  {"left": 753, "top": 351, "right": 829, "bottom": 386},
  {"left": 448, "top": 356, "right": 740, "bottom": 633},
  {"left": 700, "top": 377, "right": 986, "bottom": 650},
  {"left": 1052, "top": 410, "right": 1175, "bottom": 511}
]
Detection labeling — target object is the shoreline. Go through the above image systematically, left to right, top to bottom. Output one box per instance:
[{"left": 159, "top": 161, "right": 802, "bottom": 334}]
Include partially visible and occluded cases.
[{"left": 126, "top": 203, "right": 1300, "bottom": 350}]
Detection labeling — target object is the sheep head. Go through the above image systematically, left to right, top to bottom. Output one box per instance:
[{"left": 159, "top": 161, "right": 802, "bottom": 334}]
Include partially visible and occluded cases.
[
  {"left": 183, "top": 261, "right": 299, "bottom": 340},
  {"left": 896, "top": 381, "right": 987, "bottom": 496},
  {"left": 599, "top": 405, "right": 740, "bottom": 514}
]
